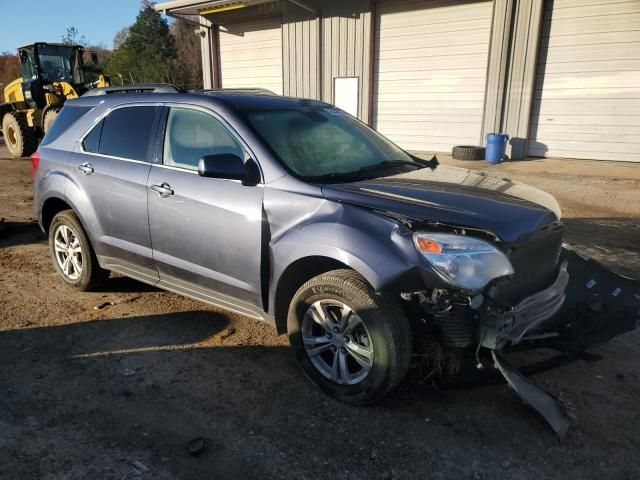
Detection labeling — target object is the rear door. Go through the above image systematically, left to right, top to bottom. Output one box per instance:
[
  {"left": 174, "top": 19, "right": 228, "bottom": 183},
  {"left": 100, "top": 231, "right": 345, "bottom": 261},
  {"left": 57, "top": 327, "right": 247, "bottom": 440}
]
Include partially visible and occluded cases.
[
  {"left": 68, "top": 105, "right": 162, "bottom": 283},
  {"left": 147, "top": 105, "right": 264, "bottom": 309}
]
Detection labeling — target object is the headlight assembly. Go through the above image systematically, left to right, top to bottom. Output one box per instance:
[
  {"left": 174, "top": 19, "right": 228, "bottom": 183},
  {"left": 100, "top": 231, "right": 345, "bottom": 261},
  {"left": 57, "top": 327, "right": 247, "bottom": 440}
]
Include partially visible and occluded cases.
[{"left": 413, "top": 232, "right": 514, "bottom": 290}]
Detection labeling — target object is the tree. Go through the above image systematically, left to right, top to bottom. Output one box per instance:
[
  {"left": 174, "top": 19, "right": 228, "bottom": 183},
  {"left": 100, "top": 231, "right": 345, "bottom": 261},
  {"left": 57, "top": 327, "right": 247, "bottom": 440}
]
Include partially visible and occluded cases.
[
  {"left": 105, "top": 5, "right": 176, "bottom": 84},
  {"left": 170, "top": 18, "right": 203, "bottom": 89},
  {"left": 61, "top": 27, "right": 88, "bottom": 46},
  {"left": 113, "top": 27, "right": 131, "bottom": 50},
  {"left": 0, "top": 51, "right": 20, "bottom": 91}
]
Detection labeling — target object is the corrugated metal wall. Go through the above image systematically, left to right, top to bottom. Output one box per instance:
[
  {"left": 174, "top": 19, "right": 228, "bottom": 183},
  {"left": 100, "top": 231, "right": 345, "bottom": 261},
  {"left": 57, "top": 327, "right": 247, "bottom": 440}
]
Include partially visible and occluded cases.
[
  {"left": 280, "top": 0, "right": 373, "bottom": 122},
  {"left": 321, "top": 0, "right": 373, "bottom": 122},
  {"left": 482, "top": 0, "right": 544, "bottom": 159},
  {"left": 502, "top": 0, "right": 544, "bottom": 158},
  {"left": 281, "top": 2, "right": 321, "bottom": 99}
]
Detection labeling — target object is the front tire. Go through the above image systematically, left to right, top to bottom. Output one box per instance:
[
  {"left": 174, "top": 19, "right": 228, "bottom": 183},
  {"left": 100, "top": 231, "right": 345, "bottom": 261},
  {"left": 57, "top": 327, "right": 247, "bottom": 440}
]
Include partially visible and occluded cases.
[
  {"left": 49, "top": 210, "right": 109, "bottom": 291},
  {"left": 287, "top": 269, "right": 412, "bottom": 404}
]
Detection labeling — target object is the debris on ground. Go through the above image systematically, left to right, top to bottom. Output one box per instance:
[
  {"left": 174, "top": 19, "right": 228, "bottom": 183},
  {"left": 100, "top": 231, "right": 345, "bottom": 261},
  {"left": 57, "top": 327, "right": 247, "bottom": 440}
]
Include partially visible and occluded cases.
[
  {"left": 94, "top": 296, "right": 142, "bottom": 311},
  {"left": 94, "top": 302, "right": 114, "bottom": 310},
  {"left": 220, "top": 328, "right": 236, "bottom": 340},
  {"left": 118, "top": 357, "right": 145, "bottom": 377},
  {"left": 186, "top": 437, "right": 209, "bottom": 457},
  {"left": 131, "top": 461, "right": 149, "bottom": 473}
]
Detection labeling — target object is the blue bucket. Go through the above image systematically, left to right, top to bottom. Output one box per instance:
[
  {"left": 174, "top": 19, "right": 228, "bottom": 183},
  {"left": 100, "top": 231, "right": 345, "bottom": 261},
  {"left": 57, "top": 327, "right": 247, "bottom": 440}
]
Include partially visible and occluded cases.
[{"left": 485, "top": 133, "right": 509, "bottom": 164}]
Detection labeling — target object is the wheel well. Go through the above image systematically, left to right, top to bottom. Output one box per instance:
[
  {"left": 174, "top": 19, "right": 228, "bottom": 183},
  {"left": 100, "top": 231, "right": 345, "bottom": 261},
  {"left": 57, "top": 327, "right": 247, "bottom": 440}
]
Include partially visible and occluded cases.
[
  {"left": 42, "top": 197, "right": 72, "bottom": 234},
  {"left": 274, "top": 256, "right": 351, "bottom": 334}
]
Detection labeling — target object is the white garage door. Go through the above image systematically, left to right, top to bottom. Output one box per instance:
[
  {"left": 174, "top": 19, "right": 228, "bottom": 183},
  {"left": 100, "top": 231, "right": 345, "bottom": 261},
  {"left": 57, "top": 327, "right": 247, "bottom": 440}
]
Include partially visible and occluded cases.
[
  {"left": 374, "top": 0, "right": 492, "bottom": 152},
  {"left": 529, "top": 0, "right": 640, "bottom": 162},
  {"left": 219, "top": 18, "right": 283, "bottom": 95}
]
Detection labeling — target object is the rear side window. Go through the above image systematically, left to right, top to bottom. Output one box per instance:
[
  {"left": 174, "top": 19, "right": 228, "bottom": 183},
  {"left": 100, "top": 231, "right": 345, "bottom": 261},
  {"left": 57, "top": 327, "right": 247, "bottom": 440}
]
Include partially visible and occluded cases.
[
  {"left": 40, "top": 106, "right": 92, "bottom": 146},
  {"left": 98, "top": 106, "right": 160, "bottom": 162}
]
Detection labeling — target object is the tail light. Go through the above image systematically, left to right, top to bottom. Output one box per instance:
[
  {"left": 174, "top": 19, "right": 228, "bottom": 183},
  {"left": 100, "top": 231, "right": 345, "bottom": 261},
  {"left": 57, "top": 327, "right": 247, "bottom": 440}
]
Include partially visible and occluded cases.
[{"left": 31, "top": 150, "right": 40, "bottom": 177}]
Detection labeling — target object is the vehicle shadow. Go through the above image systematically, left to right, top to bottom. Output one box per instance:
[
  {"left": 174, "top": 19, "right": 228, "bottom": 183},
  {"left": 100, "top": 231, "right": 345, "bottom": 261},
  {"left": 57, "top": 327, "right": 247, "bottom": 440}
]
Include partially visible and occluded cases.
[
  {"left": 0, "top": 220, "right": 45, "bottom": 248},
  {"left": 96, "top": 274, "right": 162, "bottom": 294},
  {"left": 1, "top": 310, "right": 639, "bottom": 478}
]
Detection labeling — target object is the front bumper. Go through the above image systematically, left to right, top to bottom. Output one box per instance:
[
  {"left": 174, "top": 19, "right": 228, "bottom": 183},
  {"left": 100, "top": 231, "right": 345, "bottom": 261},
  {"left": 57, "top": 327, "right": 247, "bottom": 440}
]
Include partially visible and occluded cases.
[
  {"left": 481, "top": 248, "right": 640, "bottom": 439},
  {"left": 483, "top": 248, "right": 640, "bottom": 354},
  {"left": 480, "top": 261, "right": 570, "bottom": 350}
]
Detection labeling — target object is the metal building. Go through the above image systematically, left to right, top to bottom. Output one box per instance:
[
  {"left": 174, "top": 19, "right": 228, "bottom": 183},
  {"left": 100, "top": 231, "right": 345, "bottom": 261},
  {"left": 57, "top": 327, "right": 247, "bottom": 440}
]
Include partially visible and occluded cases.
[{"left": 155, "top": 0, "right": 640, "bottom": 162}]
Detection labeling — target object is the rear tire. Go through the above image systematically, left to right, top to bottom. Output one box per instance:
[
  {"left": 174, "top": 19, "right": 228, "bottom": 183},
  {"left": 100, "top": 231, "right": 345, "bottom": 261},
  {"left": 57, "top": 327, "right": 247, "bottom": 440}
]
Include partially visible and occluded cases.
[
  {"left": 43, "top": 108, "right": 60, "bottom": 133},
  {"left": 2, "top": 112, "right": 37, "bottom": 158},
  {"left": 49, "top": 210, "right": 109, "bottom": 291},
  {"left": 287, "top": 269, "right": 412, "bottom": 404}
]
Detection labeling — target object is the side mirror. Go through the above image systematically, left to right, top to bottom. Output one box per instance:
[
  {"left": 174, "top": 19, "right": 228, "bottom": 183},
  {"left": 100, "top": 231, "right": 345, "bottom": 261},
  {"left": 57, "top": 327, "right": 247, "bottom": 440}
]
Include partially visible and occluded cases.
[{"left": 197, "top": 154, "right": 260, "bottom": 186}]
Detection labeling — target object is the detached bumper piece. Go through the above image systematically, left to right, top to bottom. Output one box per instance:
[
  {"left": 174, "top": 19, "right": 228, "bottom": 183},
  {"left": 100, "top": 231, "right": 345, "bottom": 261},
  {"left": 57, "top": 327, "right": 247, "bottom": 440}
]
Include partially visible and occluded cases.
[
  {"left": 488, "top": 249, "right": 640, "bottom": 439},
  {"left": 492, "top": 351, "right": 570, "bottom": 440}
]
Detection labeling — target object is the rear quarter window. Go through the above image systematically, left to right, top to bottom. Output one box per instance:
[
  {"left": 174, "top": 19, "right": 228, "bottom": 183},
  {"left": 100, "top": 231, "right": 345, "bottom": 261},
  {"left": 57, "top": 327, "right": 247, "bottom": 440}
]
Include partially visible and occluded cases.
[
  {"left": 40, "top": 106, "right": 93, "bottom": 146},
  {"left": 82, "top": 120, "right": 102, "bottom": 153}
]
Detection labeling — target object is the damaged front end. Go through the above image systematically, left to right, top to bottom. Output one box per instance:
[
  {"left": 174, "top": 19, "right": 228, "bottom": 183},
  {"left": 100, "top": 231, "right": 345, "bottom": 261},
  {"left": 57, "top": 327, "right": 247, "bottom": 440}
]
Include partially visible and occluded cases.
[{"left": 406, "top": 246, "right": 640, "bottom": 440}]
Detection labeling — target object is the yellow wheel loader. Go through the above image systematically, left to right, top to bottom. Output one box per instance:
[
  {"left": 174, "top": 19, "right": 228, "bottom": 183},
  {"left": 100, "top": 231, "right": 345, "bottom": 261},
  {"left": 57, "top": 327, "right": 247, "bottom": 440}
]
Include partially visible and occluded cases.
[{"left": 0, "top": 42, "right": 109, "bottom": 158}]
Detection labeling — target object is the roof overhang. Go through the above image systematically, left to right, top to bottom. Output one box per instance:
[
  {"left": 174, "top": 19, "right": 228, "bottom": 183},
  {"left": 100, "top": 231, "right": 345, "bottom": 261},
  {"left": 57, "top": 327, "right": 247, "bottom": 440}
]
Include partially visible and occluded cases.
[{"left": 153, "top": 0, "right": 275, "bottom": 16}]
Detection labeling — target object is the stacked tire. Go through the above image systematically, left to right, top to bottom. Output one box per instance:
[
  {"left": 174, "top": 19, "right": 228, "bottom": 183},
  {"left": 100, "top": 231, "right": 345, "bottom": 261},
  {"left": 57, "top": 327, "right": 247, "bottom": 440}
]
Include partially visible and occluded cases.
[{"left": 452, "top": 145, "right": 485, "bottom": 161}]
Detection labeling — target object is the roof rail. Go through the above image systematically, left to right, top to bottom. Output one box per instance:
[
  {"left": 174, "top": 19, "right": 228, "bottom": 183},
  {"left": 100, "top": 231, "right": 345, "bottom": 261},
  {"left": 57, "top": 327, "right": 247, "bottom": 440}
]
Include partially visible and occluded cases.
[
  {"left": 82, "top": 83, "right": 186, "bottom": 97},
  {"left": 194, "top": 88, "right": 277, "bottom": 96}
]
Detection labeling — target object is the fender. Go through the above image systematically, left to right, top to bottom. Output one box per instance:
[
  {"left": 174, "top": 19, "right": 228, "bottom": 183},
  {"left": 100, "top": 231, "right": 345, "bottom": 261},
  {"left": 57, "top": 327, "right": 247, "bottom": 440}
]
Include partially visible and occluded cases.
[{"left": 267, "top": 206, "right": 435, "bottom": 314}]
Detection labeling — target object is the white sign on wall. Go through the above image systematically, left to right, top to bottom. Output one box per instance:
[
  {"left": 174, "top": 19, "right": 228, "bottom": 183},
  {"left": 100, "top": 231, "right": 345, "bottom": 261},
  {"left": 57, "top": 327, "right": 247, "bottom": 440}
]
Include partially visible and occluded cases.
[{"left": 333, "top": 77, "right": 359, "bottom": 117}]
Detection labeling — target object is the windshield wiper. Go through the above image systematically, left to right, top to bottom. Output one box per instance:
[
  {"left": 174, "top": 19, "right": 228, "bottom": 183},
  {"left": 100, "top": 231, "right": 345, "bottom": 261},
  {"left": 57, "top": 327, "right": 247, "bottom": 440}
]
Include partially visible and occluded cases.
[
  {"left": 349, "top": 159, "right": 425, "bottom": 174},
  {"left": 307, "top": 160, "right": 427, "bottom": 183}
]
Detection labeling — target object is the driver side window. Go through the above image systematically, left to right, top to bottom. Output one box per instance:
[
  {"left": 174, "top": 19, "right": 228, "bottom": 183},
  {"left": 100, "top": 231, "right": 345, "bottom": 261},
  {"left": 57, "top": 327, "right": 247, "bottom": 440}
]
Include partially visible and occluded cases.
[{"left": 163, "top": 107, "right": 246, "bottom": 171}]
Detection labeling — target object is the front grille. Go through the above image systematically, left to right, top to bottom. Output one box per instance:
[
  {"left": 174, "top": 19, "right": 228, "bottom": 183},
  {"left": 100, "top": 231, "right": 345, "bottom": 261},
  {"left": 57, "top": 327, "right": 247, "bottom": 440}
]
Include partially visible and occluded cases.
[{"left": 492, "top": 223, "right": 564, "bottom": 305}]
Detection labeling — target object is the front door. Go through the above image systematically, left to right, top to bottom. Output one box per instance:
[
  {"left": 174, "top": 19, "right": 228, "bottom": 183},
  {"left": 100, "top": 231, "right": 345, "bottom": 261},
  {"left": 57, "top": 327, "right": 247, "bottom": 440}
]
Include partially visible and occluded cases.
[{"left": 147, "top": 106, "right": 264, "bottom": 307}]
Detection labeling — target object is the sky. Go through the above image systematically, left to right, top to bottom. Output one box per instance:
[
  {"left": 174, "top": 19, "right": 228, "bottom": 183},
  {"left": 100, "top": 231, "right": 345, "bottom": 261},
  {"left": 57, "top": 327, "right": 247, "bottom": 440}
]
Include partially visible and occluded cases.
[{"left": 0, "top": 0, "right": 148, "bottom": 53}]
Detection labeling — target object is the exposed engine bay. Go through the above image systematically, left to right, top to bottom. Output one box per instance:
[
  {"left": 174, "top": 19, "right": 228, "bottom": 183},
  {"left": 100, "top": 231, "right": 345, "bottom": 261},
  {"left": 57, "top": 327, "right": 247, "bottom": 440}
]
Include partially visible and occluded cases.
[{"left": 403, "top": 247, "right": 640, "bottom": 440}]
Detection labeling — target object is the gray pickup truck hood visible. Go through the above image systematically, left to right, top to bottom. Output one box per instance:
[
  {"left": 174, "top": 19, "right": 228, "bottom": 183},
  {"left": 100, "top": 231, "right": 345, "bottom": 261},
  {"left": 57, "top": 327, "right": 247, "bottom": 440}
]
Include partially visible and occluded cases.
[{"left": 321, "top": 165, "right": 562, "bottom": 242}]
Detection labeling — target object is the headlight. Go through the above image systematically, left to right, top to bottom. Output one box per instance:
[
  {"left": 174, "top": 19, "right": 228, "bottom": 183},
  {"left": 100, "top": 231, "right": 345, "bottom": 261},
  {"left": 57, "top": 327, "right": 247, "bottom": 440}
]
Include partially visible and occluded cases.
[{"left": 413, "top": 232, "right": 514, "bottom": 290}]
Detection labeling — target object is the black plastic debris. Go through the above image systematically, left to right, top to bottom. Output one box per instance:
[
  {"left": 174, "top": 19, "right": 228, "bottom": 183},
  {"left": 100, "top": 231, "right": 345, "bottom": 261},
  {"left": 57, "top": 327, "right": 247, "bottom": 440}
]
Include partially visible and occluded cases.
[{"left": 492, "top": 351, "right": 570, "bottom": 441}]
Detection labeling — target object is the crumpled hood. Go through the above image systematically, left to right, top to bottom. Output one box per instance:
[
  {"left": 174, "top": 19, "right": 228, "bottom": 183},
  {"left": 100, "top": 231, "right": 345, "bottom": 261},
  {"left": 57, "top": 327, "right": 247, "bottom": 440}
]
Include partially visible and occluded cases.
[{"left": 321, "top": 165, "right": 561, "bottom": 242}]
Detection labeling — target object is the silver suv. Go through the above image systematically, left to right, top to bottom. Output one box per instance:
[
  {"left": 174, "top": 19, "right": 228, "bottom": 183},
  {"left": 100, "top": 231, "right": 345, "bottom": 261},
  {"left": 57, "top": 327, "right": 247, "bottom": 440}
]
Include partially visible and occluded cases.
[{"left": 33, "top": 85, "right": 639, "bottom": 434}]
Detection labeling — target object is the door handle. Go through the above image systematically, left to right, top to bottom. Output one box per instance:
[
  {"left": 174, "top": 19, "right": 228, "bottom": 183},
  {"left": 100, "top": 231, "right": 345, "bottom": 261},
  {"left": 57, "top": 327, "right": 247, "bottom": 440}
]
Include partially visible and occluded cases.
[
  {"left": 77, "top": 163, "right": 94, "bottom": 175},
  {"left": 151, "top": 182, "right": 174, "bottom": 197}
]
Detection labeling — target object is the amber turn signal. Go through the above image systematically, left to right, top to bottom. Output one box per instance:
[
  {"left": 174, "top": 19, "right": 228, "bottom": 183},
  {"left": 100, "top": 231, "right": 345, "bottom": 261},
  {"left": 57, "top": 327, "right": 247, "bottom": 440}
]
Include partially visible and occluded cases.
[{"left": 415, "top": 237, "right": 442, "bottom": 254}]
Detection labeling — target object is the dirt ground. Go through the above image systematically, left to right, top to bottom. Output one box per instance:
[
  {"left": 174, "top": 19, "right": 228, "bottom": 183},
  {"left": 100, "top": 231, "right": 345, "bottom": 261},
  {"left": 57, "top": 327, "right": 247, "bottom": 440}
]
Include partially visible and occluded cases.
[{"left": 1, "top": 141, "right": 639, "bottom": 480}]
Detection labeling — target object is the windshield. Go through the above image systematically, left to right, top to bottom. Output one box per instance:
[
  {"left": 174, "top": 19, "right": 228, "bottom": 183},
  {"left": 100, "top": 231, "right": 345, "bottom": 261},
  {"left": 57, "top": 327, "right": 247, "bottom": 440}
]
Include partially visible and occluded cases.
[
  {"left": 37, "top": 46, "right": 84, "bottom": 84},
  {"left": 244, "top": 107, "right": 416, "bottom": 180}
]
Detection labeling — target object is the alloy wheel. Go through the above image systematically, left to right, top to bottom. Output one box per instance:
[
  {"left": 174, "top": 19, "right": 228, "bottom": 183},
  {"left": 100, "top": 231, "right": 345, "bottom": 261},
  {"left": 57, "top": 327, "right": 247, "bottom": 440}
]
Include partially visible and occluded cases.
[
  {"left": 54, "top": 224, "right": 83, "bottom": 280},
  {"left": 301, "top": 299, "right": 374, "bottom": 385}
]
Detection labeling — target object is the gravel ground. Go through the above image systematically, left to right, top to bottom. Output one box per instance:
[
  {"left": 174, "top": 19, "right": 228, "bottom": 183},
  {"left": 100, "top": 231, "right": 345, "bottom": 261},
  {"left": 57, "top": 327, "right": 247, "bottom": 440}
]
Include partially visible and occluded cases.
[{"left": 1, "top": 143, "right": 639, "bottom": 480}]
